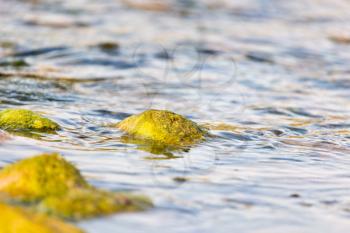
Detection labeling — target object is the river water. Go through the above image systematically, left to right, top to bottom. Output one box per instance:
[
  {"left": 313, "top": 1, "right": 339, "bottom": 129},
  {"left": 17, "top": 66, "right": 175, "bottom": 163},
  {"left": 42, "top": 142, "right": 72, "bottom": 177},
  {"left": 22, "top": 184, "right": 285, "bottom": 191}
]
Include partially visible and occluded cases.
[{"left": 1, "top": 0, "right": 350, "bottom": 232}]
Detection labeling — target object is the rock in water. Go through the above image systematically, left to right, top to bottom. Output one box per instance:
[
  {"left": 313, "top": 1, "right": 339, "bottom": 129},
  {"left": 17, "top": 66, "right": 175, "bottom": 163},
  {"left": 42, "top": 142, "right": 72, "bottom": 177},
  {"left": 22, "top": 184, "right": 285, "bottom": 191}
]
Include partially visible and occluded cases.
[
  {"left": 0, "top": 109, "right": 60, "bottom": 132},
  {"left": 116, "top": 109, "right": 206, "bottom": 146},
  {"left": 0, "top": 153, "right": 153, "bottom": 220},
  {"left": 0, "top": 153, "right": 89, "bottom": 201},
  {"left": 0, "top": 202, "right": 83, "bottom": 233}
]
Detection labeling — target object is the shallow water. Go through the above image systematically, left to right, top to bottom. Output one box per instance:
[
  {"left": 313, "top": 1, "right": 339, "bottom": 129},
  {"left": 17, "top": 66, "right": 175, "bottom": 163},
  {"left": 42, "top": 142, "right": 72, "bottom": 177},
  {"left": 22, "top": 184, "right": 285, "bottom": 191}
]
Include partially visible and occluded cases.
[{"left": 1, "top": 0, "right": 350, "bottom": 232}]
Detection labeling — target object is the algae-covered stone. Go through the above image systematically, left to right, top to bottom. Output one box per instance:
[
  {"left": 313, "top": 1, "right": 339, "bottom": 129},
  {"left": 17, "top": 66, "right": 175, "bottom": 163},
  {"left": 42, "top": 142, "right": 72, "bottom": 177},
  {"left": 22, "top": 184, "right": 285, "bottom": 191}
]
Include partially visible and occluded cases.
[
  {"left": 0, "top": 109, "right": 60, "bottom": 132},
  {"left": 116, "top": 109, "right": 206, "bottom": 146},
  {"left": 0, "top": 153, "right": 89, "bottom": 201},
  {"left": 0, "top": 153, "right": 153, "bottom": 220},
  {"left": 40, "top": 188, "right": 153, "bottom": 220},
  {"left": 0, "top": 202, "right": 83, "bottom": 233}
]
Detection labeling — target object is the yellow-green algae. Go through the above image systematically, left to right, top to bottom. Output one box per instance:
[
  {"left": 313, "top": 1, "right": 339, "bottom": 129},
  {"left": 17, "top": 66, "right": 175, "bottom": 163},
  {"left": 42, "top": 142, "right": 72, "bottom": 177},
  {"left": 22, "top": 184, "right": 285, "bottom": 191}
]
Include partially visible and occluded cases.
[
  {"left": 0, "top": 109, "right": 60, "bottom": 132},
  {"left": 116, "top": 109, "right": 207, "bottom": 146},
  {"left": 0, "top": 153, "right": 153, "bottom": 220},
  {"left": 0, "top": 153, "right": 89, "bottom": 202},
  {"left": 40, "top": 188, "right": 153, "bottom": 220},
  {"left": 0, "top": 202, "right": 83, "bottom": 233}
]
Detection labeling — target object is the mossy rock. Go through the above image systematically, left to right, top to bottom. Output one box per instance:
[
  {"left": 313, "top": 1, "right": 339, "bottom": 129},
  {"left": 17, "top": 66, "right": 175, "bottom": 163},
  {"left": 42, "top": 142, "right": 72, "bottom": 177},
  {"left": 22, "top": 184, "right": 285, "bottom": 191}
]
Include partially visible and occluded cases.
[
  {"left": 0, "top": 109, "right": 60, "bottom": 132},
  {"left": 116, "top": 109, "right": 207, "bottom": 146},
  {"left": 0, "top": 153, "right": 89, "bottom": 202},
  {"left": 0, "top": 153, "right": 153, "bottom": 220},
  {"left": 40, "top": 188, "right": 153, "bottom": 220},
  {"left": 0, "top": 202, "right": 83, "bottom": 233}
]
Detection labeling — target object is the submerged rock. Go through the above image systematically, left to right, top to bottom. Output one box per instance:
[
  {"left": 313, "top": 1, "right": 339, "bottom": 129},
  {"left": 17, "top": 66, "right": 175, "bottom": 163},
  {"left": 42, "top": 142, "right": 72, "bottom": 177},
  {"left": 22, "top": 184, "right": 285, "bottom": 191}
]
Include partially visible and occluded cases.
[
  {"left": 122, "top": 0, "right": 171, "bottom": 12},
  {"left": 329, "top": 34, "right": 350, "bottom": 44},
  {"left": 93, "top": 42, "right": 120, "bottom": 54},
  {"left": 0, "top": 109, "right": 60, "bottom": 132},
  {"left": 116, "top": 109, "right": 206, "bottom": 147},
  {"left": 200, "top": 122, "right": 240, "bottom": 132},
  {"left": 0, "top": 153, "right": 153, "bottom": 220},
  {"left": 0, "top": 153, "right": 89, "bottom": 202},
  {"left": 41, "top": 188, "right": 153, "bottom": 220},
  {"left": 0, "top": 202, "right": 83, "bottom": 233}
]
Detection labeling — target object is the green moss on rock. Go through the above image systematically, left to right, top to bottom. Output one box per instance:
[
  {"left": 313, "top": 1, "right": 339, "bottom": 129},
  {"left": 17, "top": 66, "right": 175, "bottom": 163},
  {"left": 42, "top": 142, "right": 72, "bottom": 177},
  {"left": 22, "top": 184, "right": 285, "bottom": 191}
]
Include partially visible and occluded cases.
[
  {"left": 0, "top": 109, "right": 60, "bottom": 132},
  {"left": 116, "top": 109, "right": 206, "bottom": 146},
  {"left": 0, "top": 153, "right": 89, "bottom": 202},
  {"left": 0, "top": 153, "right": 153, "bottom": 220},
  {"left": 40, "top": 188, "right": 153, "bottom": 220},
  {"left": 0, "top": 202, "right": 83, "bottom": 233}
]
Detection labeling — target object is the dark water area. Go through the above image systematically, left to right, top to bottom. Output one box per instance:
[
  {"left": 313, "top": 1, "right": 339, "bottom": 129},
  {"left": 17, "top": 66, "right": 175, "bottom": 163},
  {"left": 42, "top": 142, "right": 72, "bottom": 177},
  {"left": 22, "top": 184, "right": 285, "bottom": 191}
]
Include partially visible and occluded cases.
[{"left": 1, "top": 0, "right": 350, "bottom": 232}]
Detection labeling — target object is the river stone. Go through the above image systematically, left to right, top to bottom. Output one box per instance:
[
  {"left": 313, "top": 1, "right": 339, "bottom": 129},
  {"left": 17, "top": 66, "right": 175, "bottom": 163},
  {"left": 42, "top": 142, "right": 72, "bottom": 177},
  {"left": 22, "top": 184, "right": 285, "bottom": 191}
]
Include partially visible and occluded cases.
[
  {"left": 0, "top": 109, "right": 60, "bottom": 132},
  {"left": 116, "top": 109, "right": 207, "bottom": 146},
  {"left": 0, "top": 153, "right": 89, "bottom": 201},
  {"left": 0, "top": 153, "right": 153, "bottom": 220}
]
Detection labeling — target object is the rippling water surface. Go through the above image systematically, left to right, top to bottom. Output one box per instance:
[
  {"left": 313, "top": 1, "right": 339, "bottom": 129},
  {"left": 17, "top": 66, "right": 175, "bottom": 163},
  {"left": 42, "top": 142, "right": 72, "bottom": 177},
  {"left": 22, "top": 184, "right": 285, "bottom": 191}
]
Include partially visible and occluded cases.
[{"left": 1, "top": 0, "right": 350, "bottom": 232}]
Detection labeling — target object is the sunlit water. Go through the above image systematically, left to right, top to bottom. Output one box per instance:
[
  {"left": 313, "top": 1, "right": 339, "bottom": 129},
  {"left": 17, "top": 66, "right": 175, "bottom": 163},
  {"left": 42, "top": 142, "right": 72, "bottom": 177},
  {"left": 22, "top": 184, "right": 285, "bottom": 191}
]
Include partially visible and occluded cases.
[{"left": 1, "top": 0, "right": 350, "bottom": 232}]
